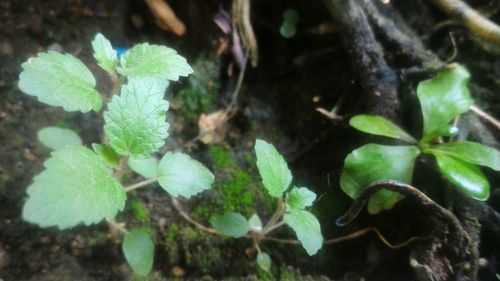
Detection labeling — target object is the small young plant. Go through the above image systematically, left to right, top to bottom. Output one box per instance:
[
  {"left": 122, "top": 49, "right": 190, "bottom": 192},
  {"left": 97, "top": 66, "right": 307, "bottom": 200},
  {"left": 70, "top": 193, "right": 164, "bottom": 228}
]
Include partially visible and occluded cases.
[
  {"left": 18, "top": 33, "right": 215, "bottom": 276},
  {"left": 341, "top": 64, "right": 500, "bottom": 214},
  {"left": 210, "top": 139, "right": 323, "bottom": 272}
]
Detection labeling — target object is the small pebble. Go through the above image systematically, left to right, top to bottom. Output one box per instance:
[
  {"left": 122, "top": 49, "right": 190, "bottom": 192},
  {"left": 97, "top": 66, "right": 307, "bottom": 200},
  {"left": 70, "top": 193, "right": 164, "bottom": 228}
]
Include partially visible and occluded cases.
[{"left": 171, "top": 266, "right": 185, "bottom": 277}]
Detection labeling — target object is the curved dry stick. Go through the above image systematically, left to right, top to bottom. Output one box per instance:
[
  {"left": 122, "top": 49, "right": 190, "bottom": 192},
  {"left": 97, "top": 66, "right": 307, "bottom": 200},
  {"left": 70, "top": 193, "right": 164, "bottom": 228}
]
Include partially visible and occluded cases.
[
  {"left": 429, "top": 0, "right": 500, "bottom": 46},
  {"left": 469, "top": 105, "right": 500, "bottom": 131},
  {"left": 336, "top": 180, "right": 469, "bottom": 247},
  {"left": 262, "top": 227, "right": 420, "bottom": 250}
]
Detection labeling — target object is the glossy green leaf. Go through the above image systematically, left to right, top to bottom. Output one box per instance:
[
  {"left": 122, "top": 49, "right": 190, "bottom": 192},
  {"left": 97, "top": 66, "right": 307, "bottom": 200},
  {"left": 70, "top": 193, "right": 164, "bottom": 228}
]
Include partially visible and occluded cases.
[
  {"left": 283, "top": 9, "right": 299, "bottom": 22},
  {"left": 280, "top": 23, "right": 297, "bottom": 39},
  {"left": 91, "top": 33, "right": 117, "bottom": 74},
  {"left": 118, "top": 43, "right": 193, "bottom": 81},
  {"left": 18, "top": 51, "right": 102, "bottom": 112},
  {"left": 417, "top": 64, "right": 473, "bottom": 139},
  {"left": 104, "top": 77, "right": 169, "bottom": 158},
  {"left": 350, "top": 115, "right": 416, "bottom": 143},
  {"left": 420, "top": 125, "right": 459, "bottom": 143},
  {"left": 38, "top": 127, "right": 82, "bottom": 150},
  {"left": 255, "top": 139, "right": 293, "bottom": 198},
  {"left": 427, "top": 141, "right": 500, "bottom": 171},
  {"left": 92, "top": 143, "right": 120, "bottom": 167},
  {"left": 340, "top": 144, "right": 420, "bottom": 214},
  {"left": 22, "top": 145, "right": 125, "bottom": 229},
  {"left": 430, "top": 151, "right": 490, "bottom": 200},
  {"left": 158, "top": 152, "right": 214, "bottom": 198},
  {"left": 128, "top": 156, "right": 159, "bottom": 179},
  {"left": 285, "top": 187, "right": 316, "bottom": 210},
  {"left": 284, "top": 209, "right": 323, "bottom": 255},
  {"left": 212, "top": 212, "right": 249, "bottom": 238},
  {"left": 248, "top": 213, "right": 263, "bottom": 232},
  {"left": 123, "top": 228, "right": 154, "bottom": 277},
  {"left": 257, "top": 252, "right": 271, "bottom": 272}
]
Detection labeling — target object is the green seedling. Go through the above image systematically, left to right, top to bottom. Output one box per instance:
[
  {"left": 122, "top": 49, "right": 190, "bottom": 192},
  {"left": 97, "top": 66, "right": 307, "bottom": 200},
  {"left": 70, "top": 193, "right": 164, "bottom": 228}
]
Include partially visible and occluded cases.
[
  {"left": 280, "top": 9, "right": 299, "bottom": 39},
  {"left": 18, "top": 33, "right": 215, "bottom": 276},
  {"left": 341, "top": 64, "right": 500, "bottom": 214},
  {"left": 211, "top": 139, "right": 323, "bottom": 272}
]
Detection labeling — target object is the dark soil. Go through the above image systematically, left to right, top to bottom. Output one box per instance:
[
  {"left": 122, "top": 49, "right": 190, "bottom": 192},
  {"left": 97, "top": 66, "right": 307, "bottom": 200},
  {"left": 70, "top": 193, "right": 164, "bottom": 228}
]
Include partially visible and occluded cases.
[{"left": 1, "top": 0, "right": 500, "bottom": 281}]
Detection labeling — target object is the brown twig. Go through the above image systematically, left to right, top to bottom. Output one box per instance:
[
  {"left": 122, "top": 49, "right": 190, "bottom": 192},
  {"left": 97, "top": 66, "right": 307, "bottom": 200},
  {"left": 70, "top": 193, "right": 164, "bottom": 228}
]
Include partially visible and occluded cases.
[
  {"left": 429, "top": 0, "right": 500, "bottom": 46},
  {"left": 469, "top": 104, "right": 500, "bottom": 130}
]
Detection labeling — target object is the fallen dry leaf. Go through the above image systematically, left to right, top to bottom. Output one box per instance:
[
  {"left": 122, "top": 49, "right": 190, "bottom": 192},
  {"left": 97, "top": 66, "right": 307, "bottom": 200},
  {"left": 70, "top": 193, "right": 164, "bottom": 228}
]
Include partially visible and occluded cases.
[{"left": 197, "top": 110, "right": 228, "bottom": 144}]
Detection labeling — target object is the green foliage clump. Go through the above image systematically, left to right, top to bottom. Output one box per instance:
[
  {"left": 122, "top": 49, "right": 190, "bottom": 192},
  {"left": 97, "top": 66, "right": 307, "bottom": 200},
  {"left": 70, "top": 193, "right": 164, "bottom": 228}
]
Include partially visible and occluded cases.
[
  {"left": 18, "top": 33, "right": 215, "bottom": 276},
  {"left": 174, "top": 58, "right": 218, "bottom": 123},
  {"left": 342, "top": 64, "right": 500, "bottom": 214},
  {"left": 210, "top": 139, "right": 324, "bottom": 274},
  {"left": 192, "top": 145, "right": 260, "bottom": 221},
  {"left": 130, "top": 200, "right": 151, "bottom": 224}
]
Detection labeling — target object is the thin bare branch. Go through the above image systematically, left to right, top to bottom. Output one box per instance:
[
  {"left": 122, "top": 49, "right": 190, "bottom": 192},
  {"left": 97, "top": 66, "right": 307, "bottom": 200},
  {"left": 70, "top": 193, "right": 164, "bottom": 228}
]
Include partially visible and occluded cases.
[
  {"left": 429, "top": 0, "right": 500, "bottom": 46},
  {"left": 470, "top": 104, "right": 500, "bottom": 131}
]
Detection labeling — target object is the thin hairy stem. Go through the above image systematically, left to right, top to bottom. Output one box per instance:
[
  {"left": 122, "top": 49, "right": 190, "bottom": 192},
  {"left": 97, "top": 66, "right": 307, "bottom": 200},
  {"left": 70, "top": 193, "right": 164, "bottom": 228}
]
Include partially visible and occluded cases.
[
  {"left": 124, "top": 178, "right": 157, "bottom": 192},
  {"left": 170, "top": 197, "right": 220, "bottom": 235}
]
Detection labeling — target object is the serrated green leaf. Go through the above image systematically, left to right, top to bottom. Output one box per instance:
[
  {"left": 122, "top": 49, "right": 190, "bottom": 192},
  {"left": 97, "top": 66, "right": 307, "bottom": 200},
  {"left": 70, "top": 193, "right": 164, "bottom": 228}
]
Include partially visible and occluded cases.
[
  {"left": 92, "top": 33, "right": 117, "bottom": 74},
  {"left": 117, "top": 43, "right": 193, "bottom": 81},
  {"left": 19, "top": 51, "right": 102, "bottom": 112},
  {"left": 417, "top": 64, "right": 473, "bottom": 139},
  {"left": 104, "top": 77, "right": 169, "bottom": 158},
  {"left": 350, "top": 115, "right": 416, "bottom": 143},
  {"left": 37, "top": 127, "right": 82, "bottom": 150},
  {"left": 255, "top": 139, "right": 293, "bottom": 198},
  {"left": 426, "top": 141, "right": 500, "bottom": 171},
  {"left": 92, "top": 143, "right": 120, "bottom": 167},
  {"left": 340, "top": 144, "right": 420, "bottom": 214},
  {"left": 22, "top": 145, "right": 125, "bottom": 229},
  {"left": 430, "top": 151, "right": 490, "bottom": 200},
  {"left": 158, "top": 152, "right": 214, "bottom": 198},
  {"left": 128, "top": 156, "right": 159, "bottom": 179},
  {"left": 285, "top": 187, "right": 316, "bottom": 210},
  {"left": 284, "top": 209, "right": 323, "bottom": 255},
  {"left": 212, "top": 212, "right": 249, "bottom": 238},
  {"left": 248, "top": 213, "right": 263, "bottom": 232},
  {"left": 123, "top": 228, "right": 154, "bottom": 277},
  {"left": 257, "top": 252, "right": 271, "bottom": 272}
]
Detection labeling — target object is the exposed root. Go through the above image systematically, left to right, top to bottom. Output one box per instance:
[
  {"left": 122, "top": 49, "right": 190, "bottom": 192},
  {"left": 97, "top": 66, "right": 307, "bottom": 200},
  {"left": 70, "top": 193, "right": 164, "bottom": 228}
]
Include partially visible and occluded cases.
[{"left": 324, "top": 0, "right": 400, "bottom": 120}]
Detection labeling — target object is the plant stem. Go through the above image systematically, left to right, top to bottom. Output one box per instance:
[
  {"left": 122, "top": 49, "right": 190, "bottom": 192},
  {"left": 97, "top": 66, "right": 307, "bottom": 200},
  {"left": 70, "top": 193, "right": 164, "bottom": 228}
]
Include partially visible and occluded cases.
[
  {"left": 110, "top": 70, "right": 122, "bottom": 96},
  {"left": 113, "top": 155, "right": 129, "bottom": 180},
  {"left": 124, "top": 178, "right": 157, "bottom": 192},
  {"left": 170, "top": 197, "right": 220, "bottom": 235},
  {"left": 255, "top": 199, "right": 284, "bottom": 244},
  {"left": 261, "top": 220, "right": 285, "bottom": 236}
]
